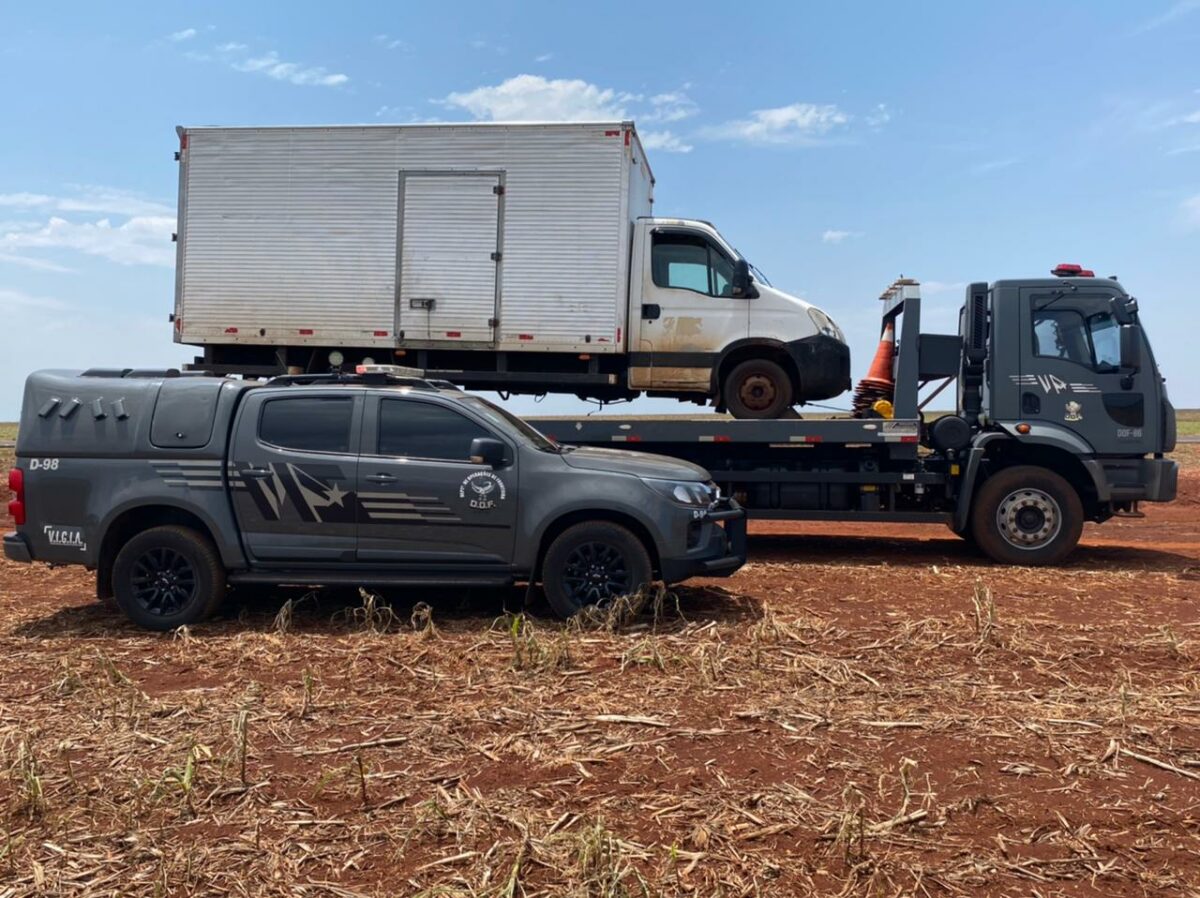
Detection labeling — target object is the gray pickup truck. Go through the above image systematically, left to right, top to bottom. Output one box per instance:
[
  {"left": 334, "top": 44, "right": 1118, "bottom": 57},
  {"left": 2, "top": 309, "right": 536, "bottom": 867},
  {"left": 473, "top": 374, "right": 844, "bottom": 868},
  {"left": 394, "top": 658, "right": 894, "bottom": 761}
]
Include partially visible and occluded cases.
[{"left": 4, "top": 366, "right": 746, "bottom": 630}]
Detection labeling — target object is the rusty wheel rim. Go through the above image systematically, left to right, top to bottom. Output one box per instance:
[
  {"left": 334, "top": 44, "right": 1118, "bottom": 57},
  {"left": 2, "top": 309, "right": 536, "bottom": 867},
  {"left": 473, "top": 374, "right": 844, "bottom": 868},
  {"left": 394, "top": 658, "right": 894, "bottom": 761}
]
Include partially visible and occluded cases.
[{"left": 738, "top": 373, "right": 778, "bottom": 412}]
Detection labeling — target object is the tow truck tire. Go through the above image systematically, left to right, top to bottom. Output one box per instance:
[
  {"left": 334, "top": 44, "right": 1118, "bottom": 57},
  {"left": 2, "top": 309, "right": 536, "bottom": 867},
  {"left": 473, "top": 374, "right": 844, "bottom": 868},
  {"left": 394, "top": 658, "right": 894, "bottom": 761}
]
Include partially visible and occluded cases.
[
  {"left": 723, "top": 359, "right": 794, "bottom": 419},
  {"left": 970, "top": 466, "right": 1083, "bottom": 566},
  {"left": 542, "top": 521, "right": 654, "bottom": 618},
  {"left": 112, "top": 525, "right": 227, "bottom": 631}
]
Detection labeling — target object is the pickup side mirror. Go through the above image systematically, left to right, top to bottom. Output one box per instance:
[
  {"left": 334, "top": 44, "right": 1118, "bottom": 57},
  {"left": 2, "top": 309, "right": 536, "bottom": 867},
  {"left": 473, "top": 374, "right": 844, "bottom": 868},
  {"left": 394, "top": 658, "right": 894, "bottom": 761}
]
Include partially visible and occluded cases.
[
  {"left": 731, "top": 259, "right": 758, "bottom": 299},
  {"left": 1119, "top": 324, "right": 1142, "bottom": 372},
  {"left": 469, "top": 436, "right": 508, "bottom": 467}
]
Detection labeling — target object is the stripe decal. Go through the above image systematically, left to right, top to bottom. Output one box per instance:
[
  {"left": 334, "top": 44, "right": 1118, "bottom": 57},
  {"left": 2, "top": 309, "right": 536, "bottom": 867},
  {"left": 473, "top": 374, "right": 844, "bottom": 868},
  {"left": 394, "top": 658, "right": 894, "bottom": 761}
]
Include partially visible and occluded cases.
[
  {"left": 152, "top": 459, "right": 225, "bottom": 490},
  {"left": 152, "top": 461, "right": 464, "bottom": 524}
]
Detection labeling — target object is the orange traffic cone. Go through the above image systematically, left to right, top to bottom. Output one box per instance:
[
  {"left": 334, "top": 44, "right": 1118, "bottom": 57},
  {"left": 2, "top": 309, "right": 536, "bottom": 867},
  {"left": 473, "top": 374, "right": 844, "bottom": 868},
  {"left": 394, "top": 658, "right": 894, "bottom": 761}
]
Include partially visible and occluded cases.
[{"left": 852, "top": 322, "right": 895, "bottom": 416}]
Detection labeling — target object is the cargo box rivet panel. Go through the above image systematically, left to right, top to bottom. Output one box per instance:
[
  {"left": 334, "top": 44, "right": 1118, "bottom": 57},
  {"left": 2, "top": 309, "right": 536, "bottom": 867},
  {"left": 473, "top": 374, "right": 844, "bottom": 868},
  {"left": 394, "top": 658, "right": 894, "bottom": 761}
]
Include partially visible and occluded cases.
[{"left": 176, "top": 123, "right": 654, "bottom": 355}]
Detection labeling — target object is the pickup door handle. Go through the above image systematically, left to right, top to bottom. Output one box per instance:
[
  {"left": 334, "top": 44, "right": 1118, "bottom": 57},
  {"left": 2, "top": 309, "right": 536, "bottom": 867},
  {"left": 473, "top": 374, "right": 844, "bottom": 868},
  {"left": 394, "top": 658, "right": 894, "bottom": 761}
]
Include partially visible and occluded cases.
[
  {"left": 641, "top": 303, "right": 661, "bottom": 321},
  {"left": 242, "top": 467, "right": 273, "bottom": 480},
  {"left": 365, "top": 473, "right": 397, "bottom": 484}
]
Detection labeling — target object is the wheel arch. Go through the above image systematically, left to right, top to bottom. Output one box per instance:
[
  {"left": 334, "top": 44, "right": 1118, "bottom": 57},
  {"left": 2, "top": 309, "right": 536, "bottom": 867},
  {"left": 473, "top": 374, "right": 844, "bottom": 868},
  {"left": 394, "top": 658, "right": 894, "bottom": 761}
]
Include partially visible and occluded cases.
[
  {"left": 711, "top": 338, "right": 800, "bottom": 402},
  {"left": 976, "top": 435, "right": 1103, "bottom": 517},
  {"left": 97, "top": 503, "right": 229, "bottom": 600},
  {"left": 532, "top": 508, "right": 662, "bottom": 580}
]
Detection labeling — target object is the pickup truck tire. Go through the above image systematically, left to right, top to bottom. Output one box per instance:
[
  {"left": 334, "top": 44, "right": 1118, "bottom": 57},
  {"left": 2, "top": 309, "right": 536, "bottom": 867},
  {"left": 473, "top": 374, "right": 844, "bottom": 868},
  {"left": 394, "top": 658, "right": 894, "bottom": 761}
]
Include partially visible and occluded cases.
[
  {"left": 723, "top": 359, "right": 794, "bottom": 419},
  {"left": 970, "top": 466, "right": 1083, "bottom": 566},
  {"left": 542, "top": 521, "right": 654, "bottom": 618},
  {"left": 112, "top": 525, "right": 227, "bottom": 631}
]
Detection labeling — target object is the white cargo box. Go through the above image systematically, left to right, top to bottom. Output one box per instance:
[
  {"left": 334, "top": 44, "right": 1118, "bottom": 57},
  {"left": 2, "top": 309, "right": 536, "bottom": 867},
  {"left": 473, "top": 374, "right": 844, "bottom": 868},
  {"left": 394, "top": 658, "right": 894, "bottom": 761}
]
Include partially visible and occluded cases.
[{"left": 174, "top": 122, "right": 655, "bottom": 354}]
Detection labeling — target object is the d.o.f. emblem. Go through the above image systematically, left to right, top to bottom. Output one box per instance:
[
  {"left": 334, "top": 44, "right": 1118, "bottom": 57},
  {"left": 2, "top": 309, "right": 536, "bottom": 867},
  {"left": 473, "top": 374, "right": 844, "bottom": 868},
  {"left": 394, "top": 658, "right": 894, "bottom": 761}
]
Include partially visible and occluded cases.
[{"left": 459, "top": 471, "right": 507, "bottom": 510}]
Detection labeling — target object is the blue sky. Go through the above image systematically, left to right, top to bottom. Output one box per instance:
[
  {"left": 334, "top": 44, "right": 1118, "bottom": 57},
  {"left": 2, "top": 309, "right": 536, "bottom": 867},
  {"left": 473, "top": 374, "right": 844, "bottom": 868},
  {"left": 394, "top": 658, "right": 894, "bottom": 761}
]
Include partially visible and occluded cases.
[{"left": 1, "top": 1, "right": 1198, "bottom": 419}]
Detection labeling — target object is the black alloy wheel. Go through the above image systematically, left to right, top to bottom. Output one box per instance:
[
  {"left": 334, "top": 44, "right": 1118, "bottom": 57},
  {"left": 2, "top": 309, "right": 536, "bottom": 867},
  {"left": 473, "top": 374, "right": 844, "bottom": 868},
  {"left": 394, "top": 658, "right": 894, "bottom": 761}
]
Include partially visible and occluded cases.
[
  {"left": 541, "top": 521, "right": 654, "bottom": 618},
  {"left": 561, "top": 540, "right": 631, "bottom": 606},
  {"left": 130, "top": 546, "right": 199, "bottom": 616}
]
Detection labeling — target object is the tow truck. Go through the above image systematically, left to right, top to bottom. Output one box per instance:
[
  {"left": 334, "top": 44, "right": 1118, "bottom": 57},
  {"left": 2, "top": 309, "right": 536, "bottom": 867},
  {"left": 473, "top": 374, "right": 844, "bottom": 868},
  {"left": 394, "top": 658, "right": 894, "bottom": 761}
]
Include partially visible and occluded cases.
[{"left": 530, "top": 268, "right": 1177, "bottom": 564}]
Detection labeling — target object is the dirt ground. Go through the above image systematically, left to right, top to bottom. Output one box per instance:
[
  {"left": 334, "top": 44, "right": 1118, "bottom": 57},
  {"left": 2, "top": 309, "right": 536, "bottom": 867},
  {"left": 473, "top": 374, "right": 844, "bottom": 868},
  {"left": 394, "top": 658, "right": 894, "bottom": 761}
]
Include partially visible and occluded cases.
[{"left": 1, "top": 450, "right": 1198, "bottom": 897}]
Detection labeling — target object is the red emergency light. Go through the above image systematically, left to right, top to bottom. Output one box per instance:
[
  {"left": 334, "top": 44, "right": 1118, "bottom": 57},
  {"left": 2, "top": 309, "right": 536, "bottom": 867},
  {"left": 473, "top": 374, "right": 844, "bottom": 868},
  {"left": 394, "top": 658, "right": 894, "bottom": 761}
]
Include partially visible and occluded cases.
[{"left": 1051, "top": 263, "right": 1095, "bottom": 278}]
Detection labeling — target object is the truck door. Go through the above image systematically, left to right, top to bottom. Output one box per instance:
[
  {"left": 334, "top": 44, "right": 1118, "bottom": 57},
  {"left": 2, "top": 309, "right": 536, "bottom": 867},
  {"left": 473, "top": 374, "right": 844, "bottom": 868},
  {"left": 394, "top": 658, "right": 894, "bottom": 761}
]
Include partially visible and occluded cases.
[
  {"left": 396, "top": 172, "right": 504, "bottom": 347},
  {"left": 630, "top": 228, "right": 750, "bottom": 390},
  {"left": 1018, "top": 288, "right": 1159, "bottom": 455},
  {"left": 229, "top": 391, "right": 362, "bottom": 564},
  {"left": 356, "top": 394, "right": 517, "bottom": 568}
]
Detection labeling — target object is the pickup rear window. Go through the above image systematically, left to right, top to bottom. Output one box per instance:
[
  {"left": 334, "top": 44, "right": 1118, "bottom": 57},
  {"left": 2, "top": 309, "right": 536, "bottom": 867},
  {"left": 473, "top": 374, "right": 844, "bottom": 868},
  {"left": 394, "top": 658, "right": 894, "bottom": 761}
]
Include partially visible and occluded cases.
[{"left": 260, "top": 397, "right": 354, "bottom": 453}]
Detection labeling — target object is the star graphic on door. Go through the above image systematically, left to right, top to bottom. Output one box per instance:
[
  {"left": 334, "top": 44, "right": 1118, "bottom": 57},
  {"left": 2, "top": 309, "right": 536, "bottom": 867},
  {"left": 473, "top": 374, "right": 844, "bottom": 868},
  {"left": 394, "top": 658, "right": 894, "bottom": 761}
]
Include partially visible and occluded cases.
[{"left": 325, "top": 483, "right": 348, "bottom": 507}]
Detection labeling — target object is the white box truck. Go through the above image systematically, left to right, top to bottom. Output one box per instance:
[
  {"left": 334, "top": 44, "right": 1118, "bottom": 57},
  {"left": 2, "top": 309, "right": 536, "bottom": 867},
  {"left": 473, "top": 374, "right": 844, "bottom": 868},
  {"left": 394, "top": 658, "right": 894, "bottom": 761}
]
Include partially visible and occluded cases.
[{"left": 174, "top": 121, "right": 849, "bottom": 417}]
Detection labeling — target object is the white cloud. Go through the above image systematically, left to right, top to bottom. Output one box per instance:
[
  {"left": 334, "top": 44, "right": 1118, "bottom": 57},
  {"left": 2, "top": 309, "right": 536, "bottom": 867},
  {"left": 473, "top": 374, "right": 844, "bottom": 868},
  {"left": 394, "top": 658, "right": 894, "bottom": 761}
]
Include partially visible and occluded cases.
[
  {"left": 1134, "top": 0, "right": 1200, "bottom": 33},
  {"left": 168, "top": 28, "right": 197, "bottom": 42},
  {"left": 373, "top": 34, "right": 407, "bottom": 51},
  {"left": 469, "top": 38, "right": 508, "bottom": 54},
  {"left": 216, "top": 41, "right": 247, "bottom": 52},
  {"left": 232, "top": 51, "right": 348, "bottom": 87},
  {"left": 534, "top": 52, "right": 554, "bottom": 63},
  {"left": 441, "top": 74, "right": 634, "bottom": 121},
  {"left": 436, "top": 75, "right": 702, "bottom": 145},
  {"left": 645, "top": 90, "right": 699, "bottom": 123},
  {"left": 705, "top": 103, "right": 849, "bottom": 146},
  {"left": 866, "top": 103, "right": 892, "bottom": 128},
  {"left": 1165, "top": 109, "right": 1200, "bottom": 126},
  {"left": 640, "top": 131, "right": 693, "bottom": 153},
  {"left": 1167, "top": 143, "right": 1200, "bottom": 155},
  {"left": 0, "top": 186, "right": 173, "bottom": 217},
  {"left": 1182, "top": 193, "right": 1200, "bottom": 228},
  {"left": 1, "top": 216, "right": 176, "bottom": 267},
  {"left": 821, "top": 229, "right": 859, "bottom": 244},
  {"left": 0, "top": 253, "right": 73, "bottom": 272},
  {"left": 0, "top": 287, "right": 70, "bottom": 311}
]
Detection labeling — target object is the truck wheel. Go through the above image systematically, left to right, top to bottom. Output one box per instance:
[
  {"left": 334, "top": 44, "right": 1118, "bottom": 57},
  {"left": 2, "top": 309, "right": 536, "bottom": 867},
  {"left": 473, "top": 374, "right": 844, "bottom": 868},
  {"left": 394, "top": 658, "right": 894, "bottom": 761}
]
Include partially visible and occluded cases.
[
  {"left": 723, "top": 359, "right": 794, "bottom": 419},
  {"left": 970, "top": 466, "right": 1083, "bottom": 565},
  {"left": 542, "top": 521, "right": 653, "bottom": 618},
  {"left": 112, "top": 526, "right": 227, "bottom": 631}
]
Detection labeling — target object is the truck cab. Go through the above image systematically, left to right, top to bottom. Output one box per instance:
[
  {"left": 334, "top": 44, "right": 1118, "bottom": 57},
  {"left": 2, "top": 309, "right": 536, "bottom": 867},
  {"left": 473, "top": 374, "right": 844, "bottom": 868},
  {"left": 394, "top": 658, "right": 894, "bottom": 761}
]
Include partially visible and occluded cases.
[
  {"left": 627, "top": 217, "right": 850, "bottom": 417},
  {"left": 964, "top": 266, "right": 1176, "bottom": 518}
]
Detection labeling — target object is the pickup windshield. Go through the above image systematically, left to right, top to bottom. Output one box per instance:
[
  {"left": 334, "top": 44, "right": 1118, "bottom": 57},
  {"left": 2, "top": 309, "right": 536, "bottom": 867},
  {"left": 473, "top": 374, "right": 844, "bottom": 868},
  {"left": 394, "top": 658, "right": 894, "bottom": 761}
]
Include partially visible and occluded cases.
[{"left": 461, "top": 396, "right": 560, "bottom": 452}]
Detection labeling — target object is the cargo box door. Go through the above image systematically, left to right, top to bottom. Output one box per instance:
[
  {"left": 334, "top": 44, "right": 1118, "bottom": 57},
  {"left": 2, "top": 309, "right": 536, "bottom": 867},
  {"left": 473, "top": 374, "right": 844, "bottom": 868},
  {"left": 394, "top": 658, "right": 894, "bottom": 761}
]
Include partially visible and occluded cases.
[{"left": 397, "top": 172, "right": 503, "bottom": 347}]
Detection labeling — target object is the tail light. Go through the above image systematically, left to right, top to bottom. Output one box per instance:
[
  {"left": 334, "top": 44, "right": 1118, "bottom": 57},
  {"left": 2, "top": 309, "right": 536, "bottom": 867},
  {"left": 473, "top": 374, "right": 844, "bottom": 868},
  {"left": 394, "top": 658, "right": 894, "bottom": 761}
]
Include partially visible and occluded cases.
[{"left": 8, "top": 468, "right": 24, "bottom": 525}]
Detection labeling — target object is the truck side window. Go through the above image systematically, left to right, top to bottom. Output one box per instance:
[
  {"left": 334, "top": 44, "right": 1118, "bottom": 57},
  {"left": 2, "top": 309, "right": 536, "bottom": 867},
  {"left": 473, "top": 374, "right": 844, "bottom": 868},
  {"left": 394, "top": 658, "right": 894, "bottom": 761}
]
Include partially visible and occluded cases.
[
  {"left": 652, "top": 233, "right": 736, "bottom": 297},
  {"left": 1032, "top": 308, "right": 1119, "bottom": 370},
  {"left": 1088, "top": 313, "right": 1120, "bottom": 368},
  {"left": 260, "top": 397, "right": 354, "bottom": 453},
  {"left": 377, "top": 399, "right": 489, "bottom": 461}
]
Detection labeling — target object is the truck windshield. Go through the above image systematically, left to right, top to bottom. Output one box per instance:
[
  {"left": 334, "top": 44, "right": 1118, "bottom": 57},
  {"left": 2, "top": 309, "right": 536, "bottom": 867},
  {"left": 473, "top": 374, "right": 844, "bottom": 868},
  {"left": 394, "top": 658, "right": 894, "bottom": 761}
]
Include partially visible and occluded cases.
[{"left": 461, "top": 396, "right": 560, "bottom": 452}]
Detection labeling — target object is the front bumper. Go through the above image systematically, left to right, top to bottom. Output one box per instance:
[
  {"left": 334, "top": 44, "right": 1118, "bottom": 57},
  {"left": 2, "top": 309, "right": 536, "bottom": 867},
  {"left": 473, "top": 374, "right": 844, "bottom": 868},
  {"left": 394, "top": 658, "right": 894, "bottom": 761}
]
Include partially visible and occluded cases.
[
  {"left": 786, "top": 334, "right": 851, "bottom": 401},
  {"left": 1095, "top": 457, "right": 1179, "bottom": 503},
  {"left": 1142, "top": 458, "right": 1178, "bottom": 503},
  {"left": 659, "top": 499, "right": 747, "bottom": 583},
  {"left": 4, "top": 532, "right": 32, "bottom": 563}
]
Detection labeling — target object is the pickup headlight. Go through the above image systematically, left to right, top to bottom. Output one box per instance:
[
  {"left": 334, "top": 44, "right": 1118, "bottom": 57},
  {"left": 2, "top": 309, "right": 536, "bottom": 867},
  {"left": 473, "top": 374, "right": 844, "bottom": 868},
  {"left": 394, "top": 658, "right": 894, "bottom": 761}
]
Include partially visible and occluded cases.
[
  {"left": 808, "top": 307, "right": 845, "bottom": 343},
  {"left": 643, "top": 478, "right": 718, "bottom": 506}
]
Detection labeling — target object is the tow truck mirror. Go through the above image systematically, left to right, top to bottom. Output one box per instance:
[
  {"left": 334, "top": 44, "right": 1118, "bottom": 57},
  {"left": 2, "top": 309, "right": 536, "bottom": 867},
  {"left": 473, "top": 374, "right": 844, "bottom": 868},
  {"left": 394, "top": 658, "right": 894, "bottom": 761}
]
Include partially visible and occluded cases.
[
  {"left": 731, "top": 259, "right": 758, "bottom": 299},
  {"left": 1119, "top": 324, "right": 1142, "bottom": 373},
  {"left": 469, "top": 436, "right": 507, "bottom": 468}
]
